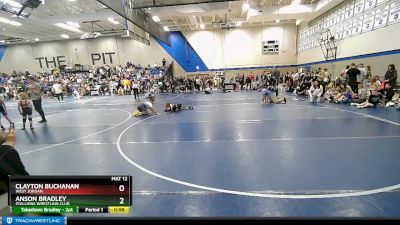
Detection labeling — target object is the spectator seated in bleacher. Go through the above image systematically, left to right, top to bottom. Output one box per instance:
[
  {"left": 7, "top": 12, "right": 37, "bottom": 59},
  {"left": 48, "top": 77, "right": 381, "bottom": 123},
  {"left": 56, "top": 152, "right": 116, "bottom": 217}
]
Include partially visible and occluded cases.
[
  {"left": 293, "top": 73, "right": 312, "bottom": 96},
  {"left": 350, "top": 77, "right": 381, "bottom": 109},
  {"left": 308, "top": 81, "right": 323, "bottom": 103},
  {"left": 352, "top": 83, "right": 368, "bottom": 104},
  {"left": 379, "top": 83, "right": 395, "bottom": 107},
  {"left": 324, "top": 84, "right": 339, "bottom": 102},
  {"left": 332, "top": 84, "right": 354, "bottom": 104}
]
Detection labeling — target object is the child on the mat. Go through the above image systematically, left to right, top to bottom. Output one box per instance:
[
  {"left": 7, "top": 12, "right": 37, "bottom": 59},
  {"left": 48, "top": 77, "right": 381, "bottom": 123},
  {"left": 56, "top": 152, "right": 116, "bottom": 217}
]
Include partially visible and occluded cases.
[
  {"left": 350, "top": 77, "right": 381, "bottom": 109},
  {"left": 308, "top": 80, "right": 323, "bottom": 103},
  {"left": 351, "top": 83, "right": 367, "bottom": 104},
  {"left": 330, "top": 84, "right": 344, "bottom": 101},
  {"left": 333, "top": 84, "right": 354, "bottom": 104},
  {"left": 261, "top": 85, "right": 286, "bottom": 104},
  {"left": 261, "top": 85, "right": 274, "bottom": 104},
  {"left": 324, "top": 85, "right": 338, "bottom": 102},
  {"left": 73, "top": 88, "right": 83, "bottom": 103},
  {"left": 17, "top": 92, "right": 33, "bottom": 130},
  {"left": 0, "top": 95, "right": 14, "bottom": 131},
  {"left": 270, "top": 95, "right": 287, "bottom": 104},
  {"left": 135, "top": 98, "right": 157, "bottom": 116},
  {"left": 164, "top": 103, "right": 194, "bottom": 112}
]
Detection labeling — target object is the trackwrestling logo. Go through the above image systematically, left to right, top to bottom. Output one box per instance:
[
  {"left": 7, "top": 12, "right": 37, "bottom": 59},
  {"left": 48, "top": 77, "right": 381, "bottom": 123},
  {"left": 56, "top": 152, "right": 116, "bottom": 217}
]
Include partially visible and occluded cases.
[{"left": 1, "top": 217, "right": 65, "bottom": 225}]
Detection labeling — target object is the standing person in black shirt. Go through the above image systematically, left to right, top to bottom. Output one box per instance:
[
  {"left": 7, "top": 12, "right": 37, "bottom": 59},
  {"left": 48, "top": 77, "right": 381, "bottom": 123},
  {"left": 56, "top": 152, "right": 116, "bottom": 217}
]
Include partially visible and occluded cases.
[
  {"left": 346, "top": 63, "right": 361, "bottom": 93},
  {"left": 384, "top": 64, "right": 397, "bottom": 87},
  {"left": 271, "top": 65, "right": 281, "bottom": 85},
  {"left": 240, "top": 74, "right": 245, "bottom": 90},
  {"left": 246, "top": 76, "right": 252, "bottom": 90},
  {"left": 28, "top": 77, "right": 47, "bottom": 123}
]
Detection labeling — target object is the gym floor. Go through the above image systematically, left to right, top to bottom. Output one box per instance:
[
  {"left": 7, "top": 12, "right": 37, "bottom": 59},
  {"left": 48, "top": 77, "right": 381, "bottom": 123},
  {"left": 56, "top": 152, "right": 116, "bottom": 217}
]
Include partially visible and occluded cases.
[{"left": 5, "top": 91, "right": 400, "bottom": 217}]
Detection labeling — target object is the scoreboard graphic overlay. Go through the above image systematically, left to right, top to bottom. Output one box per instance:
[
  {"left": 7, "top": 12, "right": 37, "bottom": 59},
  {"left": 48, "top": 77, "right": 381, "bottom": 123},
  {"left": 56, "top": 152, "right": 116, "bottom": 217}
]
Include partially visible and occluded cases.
[{"left": 8, "top": 176, "right": 132, "bottom": 214}]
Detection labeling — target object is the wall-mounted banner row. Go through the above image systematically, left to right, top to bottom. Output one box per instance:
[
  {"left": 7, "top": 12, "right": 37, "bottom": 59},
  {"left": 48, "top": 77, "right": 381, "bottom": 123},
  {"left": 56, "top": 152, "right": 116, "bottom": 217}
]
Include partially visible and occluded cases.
[{"left": 299, "top": 0, "right": 400, "bottom": 52}]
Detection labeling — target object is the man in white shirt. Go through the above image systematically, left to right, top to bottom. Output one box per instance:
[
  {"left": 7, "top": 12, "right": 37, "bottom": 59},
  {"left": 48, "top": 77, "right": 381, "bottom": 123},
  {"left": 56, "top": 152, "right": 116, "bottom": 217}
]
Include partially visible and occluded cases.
[
  {"left": 357, "top": 64, "right": 367, "bottom": 88},
  {"left": 292, "top": 72, "right": 300, "bottom": 88},
  {"left": 52, "top": 81, "right": 64, "bottom": 102},
  {"left": 132, "top": 81, "right": 140, "bottom": 101}
]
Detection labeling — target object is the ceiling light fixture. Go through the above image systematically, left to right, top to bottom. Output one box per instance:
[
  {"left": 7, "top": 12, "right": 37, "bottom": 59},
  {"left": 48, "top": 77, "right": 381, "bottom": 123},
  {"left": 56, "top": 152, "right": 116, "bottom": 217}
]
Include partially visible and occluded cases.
[
  {"left": 0, "top": 0, "right": 23, "bottom": 8},
  {"left": 41, "top": 0, "right": 45, "bottom": 4},
  {"left": 11, "top": 14, "right": 26, "bottom": 18},
  {"left": 152, "top": 16, "right": 160, "bottom": 22},
  {"left": 0, "top": 17, "right": 22, "bottom": 26},
  {"left": 107, "top": 17, "right": 119, "bottom": 25},
  {"left": 276, "top": 19, "right": 280, "bottom": 23},
  {"left": 66, "top": 21, "right": 80, "bottom": 28},
  {"left": 236, "top": 21, "right": 242, "bottom": 26},
  {"left": 55, "top": 23, "right": 82, "bottom": 33},
  {"left": 199, "top": 23, "right": 205, "bottom": 29},
  {"left": 163, "top": 26, "right": 169, "bottom": 31},
  {"left": 80, "top": 32, "right": 102, "bottom": 40},
  {"left": 60, "top": 34, "right": 70, "bottom": 39},
  {"left": 34, "top": 37, "right": 39, "bottom": 41},
  {"left": 0, "top": 40, "right": 5, "bottom": 43}
]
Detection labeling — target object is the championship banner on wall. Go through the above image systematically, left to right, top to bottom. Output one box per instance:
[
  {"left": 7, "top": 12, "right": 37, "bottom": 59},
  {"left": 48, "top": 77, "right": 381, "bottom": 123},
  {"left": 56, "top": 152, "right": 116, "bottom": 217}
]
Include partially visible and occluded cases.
[
  {"left": 345, "top": 0, "right": 355, "bottom": 19},
  {"left": 354, "top": 0, "right": 365, "bottom": 14},
  {"left": 365, "top": 0, "right": 377, "bottom": 11},
  {"left": 388, "top": 0, "right": 400, "bottom": 25},
  {"left": 337, "top": 5, "right": 346, "bottom": 22},
  {"left": 374, "top": 5, "right": 390, "bottom": 29},
  {"left": 362, "top": 10, "right": 376, "bottom": 32},
  {"left": 330, "top": 11, "right": 337, "bottom": 26},
  {"left": 352, "top": 15, "right": 364, "bottom": 35},
  {"left": 324, "top": 17, "right": 330, "bottom": 29},
  {"left": 317, "top": 20, "right": 324, "bottom": 31},
  {"left": 343, "top": 20, "right": 354, "bottom": 38},
  {"left": 335, "top": 23, "right": 344, "bottom": 40},
  {"left": 312, "top": 24, "right": 318, "bottom": 34}
]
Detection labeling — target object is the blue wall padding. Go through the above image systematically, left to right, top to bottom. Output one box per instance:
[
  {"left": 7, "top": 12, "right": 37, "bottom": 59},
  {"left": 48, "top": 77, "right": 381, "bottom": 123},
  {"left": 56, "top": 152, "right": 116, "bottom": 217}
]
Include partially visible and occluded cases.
[{"left": 156, "top": 31, "right": 208, "bottom": 72}]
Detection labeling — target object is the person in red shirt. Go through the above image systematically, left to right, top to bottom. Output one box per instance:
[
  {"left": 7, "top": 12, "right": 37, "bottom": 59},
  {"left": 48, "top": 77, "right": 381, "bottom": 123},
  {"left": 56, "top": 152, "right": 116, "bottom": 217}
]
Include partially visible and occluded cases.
[{"left": 249, "top": 72, "right": 255, "bottom": 81}]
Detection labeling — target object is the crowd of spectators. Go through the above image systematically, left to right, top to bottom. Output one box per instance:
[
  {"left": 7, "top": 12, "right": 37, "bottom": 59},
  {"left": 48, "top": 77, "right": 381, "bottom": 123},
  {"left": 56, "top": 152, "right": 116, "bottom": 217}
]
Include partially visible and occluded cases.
[
  {"left": 0, "top": 60, "right": 171, "bottom": 101},
  {"left": 1, "top": 61, "right": 398, "bottom": 110},
  {"left": 281, "top": 63, "right": 399, "bottom": 109}
]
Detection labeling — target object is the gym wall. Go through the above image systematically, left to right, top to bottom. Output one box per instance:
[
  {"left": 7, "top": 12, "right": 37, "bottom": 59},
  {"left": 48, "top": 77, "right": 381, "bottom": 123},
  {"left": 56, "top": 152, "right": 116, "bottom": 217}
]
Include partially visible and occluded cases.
[
  {"left": 297, "top": 0, "right": 400, "bottom": 79},
  {"left": 183, "top": 24, "right": 298, "bottom": 70},
  {"left": 0, "top": 36, "right": 185, "bottom": 75}
]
